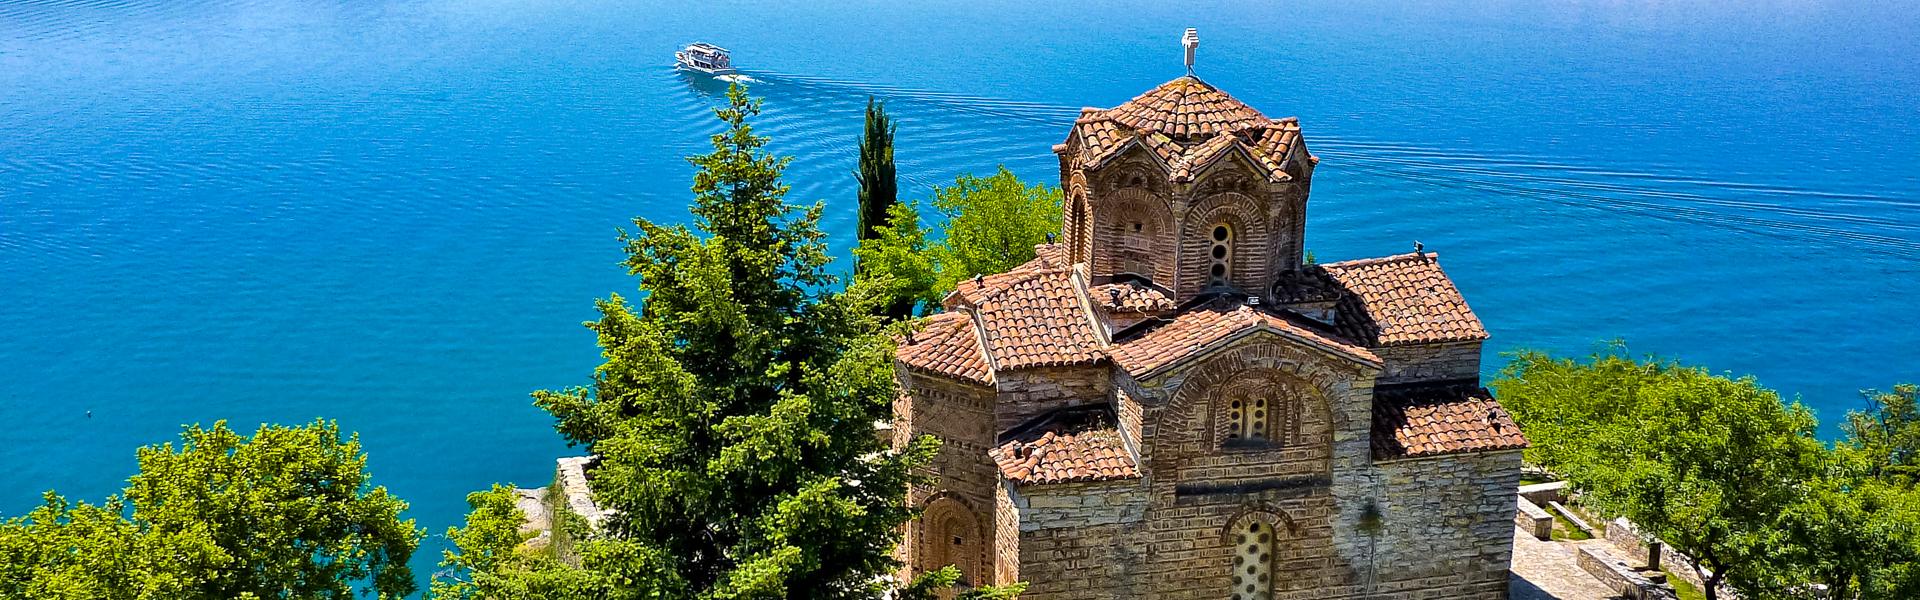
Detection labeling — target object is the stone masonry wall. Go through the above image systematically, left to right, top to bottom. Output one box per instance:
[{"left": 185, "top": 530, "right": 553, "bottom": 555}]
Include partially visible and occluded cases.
[
  {"left": 1135, "top": 336, "right": 1376, "bottom": 600},
  {"left": 1373, "top": 341, "right": 1483, "bottom": 385},
  {"left": 994, "top": 366, "right": 1111, "bottom": 433},
  {"left": 897, "top": 371, "right": 1002, "bottom": 583},
  {"left": 1370, "top": 449, "right": 1523, "bottom": 600},
  {"left": 1005, "top": 480, "right": 1149, "bottom": 600},
  {"left": 994, "top": 481, "right": 1021, "bottom": 586}
]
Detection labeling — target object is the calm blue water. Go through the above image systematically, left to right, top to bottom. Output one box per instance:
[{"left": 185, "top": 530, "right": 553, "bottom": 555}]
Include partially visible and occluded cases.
[{"left": 3, "top": 0, "right": 1917, "bottom": 588}]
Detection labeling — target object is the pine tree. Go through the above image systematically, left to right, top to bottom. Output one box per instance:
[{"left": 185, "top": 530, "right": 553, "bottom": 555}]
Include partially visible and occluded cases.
[{"left": 501, "top": 83, "right": 942, "bottom": 600}]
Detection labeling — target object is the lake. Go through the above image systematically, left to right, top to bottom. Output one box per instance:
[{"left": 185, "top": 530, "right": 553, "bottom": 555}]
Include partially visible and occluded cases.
[{"left": 2, "top": 0, "right": 1916, "bottom": 589}]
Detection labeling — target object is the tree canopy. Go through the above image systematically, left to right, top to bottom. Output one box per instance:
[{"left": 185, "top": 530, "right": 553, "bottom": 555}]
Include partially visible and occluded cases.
[
  {"left": 437, "top": 83, "right": 1005, "bottom": 600},
  {"left": 854, "top": 166, "right": 1062, "bottom": 317},
  {"left": 1496, "top": 348, "right": 1920, "bottom": 600},
  {"left": 0, "top": 420, "right": 420, "bottom": 600}
]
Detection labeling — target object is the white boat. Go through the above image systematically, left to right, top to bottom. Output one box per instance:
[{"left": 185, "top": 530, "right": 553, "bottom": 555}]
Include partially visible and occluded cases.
[{"left": 675, "top": 42, "right": 734, "bottom": 75}]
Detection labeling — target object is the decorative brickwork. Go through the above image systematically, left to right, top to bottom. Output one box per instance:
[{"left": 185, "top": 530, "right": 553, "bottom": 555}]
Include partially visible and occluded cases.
[{"left": 895, "top": 68, "right": 1525, "bottom": 600}]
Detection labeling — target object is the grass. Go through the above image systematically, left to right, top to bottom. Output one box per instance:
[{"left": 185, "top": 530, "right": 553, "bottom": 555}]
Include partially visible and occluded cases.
[
  {"left": 1549, "top": 510, "right": 1593, "bottom": 541},
  {"left": 1665, "top": 570, "right": 1707, "bottom": 600}
]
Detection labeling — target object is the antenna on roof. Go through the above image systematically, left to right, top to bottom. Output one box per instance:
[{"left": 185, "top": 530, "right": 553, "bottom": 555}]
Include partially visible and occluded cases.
[
  {"left": 1182, "top": 28, "right": 1199, "bottom": 75},
  {"left": 1413, "top": 240, "right": 1425, "bottom": 255}
]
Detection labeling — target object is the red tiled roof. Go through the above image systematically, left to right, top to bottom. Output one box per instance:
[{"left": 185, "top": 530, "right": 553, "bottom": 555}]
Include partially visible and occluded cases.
[
  {"left": 1065, "top": 76, "right": 1306, "bottom": 184},
  {"left": 1105, "top": 76, "right": 1268, "bottom": 140},
  {"left": 1320, "top": 253, "right": 1489, "bottom": 347},
  {"left": 972, "top": 268, "right": 1106, "bottom": 370},
  {"left": 1092, "top": 281, "right": 1175, "bottom": 314},
  {"left": 1109, "top": 298, "right": 1380, "bottom": 378},
  {"left": 895, "top": 311, "right": 992, "bottom": 386},
  {"left": 1372, "top": 385, "right": 1528, "bottom": 459},
  {"left": 990, "top": 429, "right": 1139, "bottom": 485}
]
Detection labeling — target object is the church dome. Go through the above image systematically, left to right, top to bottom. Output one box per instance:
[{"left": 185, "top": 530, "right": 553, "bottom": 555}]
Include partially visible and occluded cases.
[{"left": 1104, "top": 76, "right": 1269, "bottom": 140}]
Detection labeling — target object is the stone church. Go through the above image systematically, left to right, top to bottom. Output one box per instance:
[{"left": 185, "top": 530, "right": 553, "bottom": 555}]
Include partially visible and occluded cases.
[{"left": 890, "top": 55, "right": 1529, "bottom": 600}]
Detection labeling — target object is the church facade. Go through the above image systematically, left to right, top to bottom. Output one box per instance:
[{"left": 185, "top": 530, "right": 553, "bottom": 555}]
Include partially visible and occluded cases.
[{"left": 891, "top": 73, "right": 1528, "bottom": 600}]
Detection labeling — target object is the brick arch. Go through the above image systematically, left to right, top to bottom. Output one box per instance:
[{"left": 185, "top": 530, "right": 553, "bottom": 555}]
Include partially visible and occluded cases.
[
  {"left": 1097, "top": 158, "right": 1172, "bottom": 198},
  {"left": 1065, "top": 181, "right": 1092, "bottom": 266},
  {"left": 1091, "top": 187, "right": 1174, "bottom": 284},
  {"left": 1180, "top": 192, "right": 1269, "bottom": 297},
  {"left": 1152, "top": 341, "right": 1350, "bottom": 471},
  {"left": 1207, "top": 368, "right": 1332, "bottom": 451},
  {"left": 918, "top": 493, "right": 986, "bottom": 586},
  {"left": 1222, "top": 503, "right": 1302, "bottom": 541}
]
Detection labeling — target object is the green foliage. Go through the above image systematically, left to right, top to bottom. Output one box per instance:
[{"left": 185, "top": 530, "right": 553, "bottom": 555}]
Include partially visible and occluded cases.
[
  {"left": 450, "top": 83, "right": 986, "bottom": 600},
  {"left": 854, "top": 97, "right": 898, "bottom": 247},
  {"left": 852, "top": 166, "right": 1062, "bottom": 317},
  {"left": 929, "top": 166, "right": 1062, "bottom": 294},
  {"left": 850, "top": 201, "right": 939, "bottom": 317},
  {"left": 1496, "top": 349, "right": 1920, "bottom": 600},
  {"left": 1844, "top": 384, "right": 1920, "bottom": 481},
  {"left": 0, "top": 420, "right": 420, "bottom": 600},
  {"left": 429, "top": 486, "right": 607, "bottom": 600},
  {"left": 895, "top": 566, "right": 1027, "bottom": 600}
]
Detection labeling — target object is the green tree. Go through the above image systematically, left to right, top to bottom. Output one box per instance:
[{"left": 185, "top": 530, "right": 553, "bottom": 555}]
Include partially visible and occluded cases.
[
  {"left": 453, "top": 83, "right": 996, "bottom": 600},
  {"left": 854, "top": 97, "right": 898, "bottom": 246},
  {"left": 929, "top": 166, "right": 1062, "bottom": 294},
  {"left": 850, "top": 201, "right": 940, "bottom": 317},
  {"left": 1492, "top": 345, "right": 1666, "bottom": 468},
  {"left": 1499, "top": 353, "right": 1824, "bottom": 600},
  {"left": 1844, "top": 384, "right": 1920, "bottom": 481},
  {"left": 0, "top": 420, "right": 421, "bottom": 600},
  {"left": 429, "top": 486, "right": 606, "bottom": 600}
]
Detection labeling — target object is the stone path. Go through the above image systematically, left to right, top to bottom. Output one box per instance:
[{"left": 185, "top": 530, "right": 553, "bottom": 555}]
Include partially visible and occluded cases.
[{"left": 1509, "top": 526, "right": 1622, "bottom": 600}]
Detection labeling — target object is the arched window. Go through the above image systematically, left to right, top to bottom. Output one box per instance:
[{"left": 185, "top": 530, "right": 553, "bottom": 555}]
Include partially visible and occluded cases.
[
  {"left": 1209, "top": 223, "right": 1234, "bottom": 288},
  {"left": 1226, "top": 394, "right": 1269, "bottom": 442},
  {"left": 921, "top": 498, "right": 981, "bottom": 588},
  {"left": 1231, "top": 519, "right": 1273, "bottom": 600}
]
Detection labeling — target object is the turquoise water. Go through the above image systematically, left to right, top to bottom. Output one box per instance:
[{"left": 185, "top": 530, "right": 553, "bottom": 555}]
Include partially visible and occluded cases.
[{"left": 3, "top": 0, "right": 1916, "bottom": 587}]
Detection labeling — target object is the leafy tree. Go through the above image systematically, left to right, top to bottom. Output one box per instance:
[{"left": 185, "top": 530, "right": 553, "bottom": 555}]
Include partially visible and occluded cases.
[
  {"left": 463, "top": 83, "right": 996, "bottom": 600},
  {"left": 929, "top": 166, "right": 1061, "bottom": 294},
  {"left": 851, "top": 201, "right": 940, "bottom": 317},
  {"left": 1492, "top": 345, "right": 1666, "bottom": 468},
  {"left": 1499, "top": 352, "right": 1824, "bottom": 600},
  {"left": 1844, "top": 384, "right": 1920, "bottom": 481},
  {"left": 0, "top": 420, "right": 421, "bottom": 600},
  {"left": 1774, "top": 472, "right": 1920, "bottom": 600},
  {"left": 430, "top": 486, "right": 606, "bottom": 600}
]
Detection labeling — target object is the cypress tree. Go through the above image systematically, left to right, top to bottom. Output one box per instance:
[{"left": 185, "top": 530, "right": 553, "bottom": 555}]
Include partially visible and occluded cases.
[{"left": 854, "top": 97, "right": 897, "bottom": 248}]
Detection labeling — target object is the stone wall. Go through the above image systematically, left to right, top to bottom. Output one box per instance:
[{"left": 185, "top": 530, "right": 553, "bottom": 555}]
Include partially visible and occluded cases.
[
  {"left": 1373, "top": 341, "right": 1483, "bottom": 385},
  {"left": 994, "top": 365, "right": 1111, "bottom": 432},
  {"left": 896, "top": 372, "right": 1001, "bottom": 582},
  {"left": 1370, "top": 449, "right": 1523, "bottom": 600},
  {"left": 1005, "top": 480, "right": 1149, "bottom": 600},
  {"left": 994, "top": 482, "right": 1022, "bottom": 586}
]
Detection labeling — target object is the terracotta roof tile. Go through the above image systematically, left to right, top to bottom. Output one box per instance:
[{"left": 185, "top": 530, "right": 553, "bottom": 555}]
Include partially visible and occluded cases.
[
  {"left": 1065, "top": 76, "right": 1306, "bottom": 184},
  {"left": 1106, "top": 76, "right": 1268, "bottom": 140},
  {"left": 1320, "top": 253, "right": 1489, "bottom": 346},
  {"left": 973, "top": 269, "right": 1106, "bottom": 371},
  {"left": 1092, "top": 281, "right": 1175, "bottom": 314},
  {"left": 1109, "top": 297, "right": 1379, "bottom": 378},
  {"left": 895, "top": 311, "right": 992, "bottom": 386},
  {"left": 1372, "top": 384, "right": 1528, "bottom": 459},
  {"left": 991, "top": 429, "right": 1138, "bottom": 485}
]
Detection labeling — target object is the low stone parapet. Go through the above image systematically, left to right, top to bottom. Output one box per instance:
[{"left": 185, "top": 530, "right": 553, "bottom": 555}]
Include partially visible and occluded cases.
[
  {"left": 1518, "top": 481, "right": 1568, "bottom": 506},
  {"left": 1516, "top": 497, "right": 1553, "bottom": 540},
  {"left": 1577, "top": 544, "right": 1678, "bottom": 600}
]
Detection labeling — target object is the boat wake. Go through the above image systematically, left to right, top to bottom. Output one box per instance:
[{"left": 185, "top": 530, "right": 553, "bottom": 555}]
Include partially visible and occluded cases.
[{"left": 668, "top": 68, "right": 1918, "bottom": 259}]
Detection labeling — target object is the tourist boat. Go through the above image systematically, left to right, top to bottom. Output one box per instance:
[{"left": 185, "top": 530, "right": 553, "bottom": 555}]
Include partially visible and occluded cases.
[{"left": 675, "top": 42, "right": 734, "bottom": 75}]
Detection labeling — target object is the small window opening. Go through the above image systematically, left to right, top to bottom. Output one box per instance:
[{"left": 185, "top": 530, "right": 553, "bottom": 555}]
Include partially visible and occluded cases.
[
  {"left": 1209, "top": 224, "right": 1234, "bottom": 287},
  {"left": 1231, "top": 520, "right": 1273, "bottom": 600}
]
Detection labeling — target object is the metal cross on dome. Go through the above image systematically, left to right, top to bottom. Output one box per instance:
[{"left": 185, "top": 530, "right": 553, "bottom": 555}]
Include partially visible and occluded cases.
[{"left": 1182, "top": 28, "right": 1199, "bottom": 74}]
